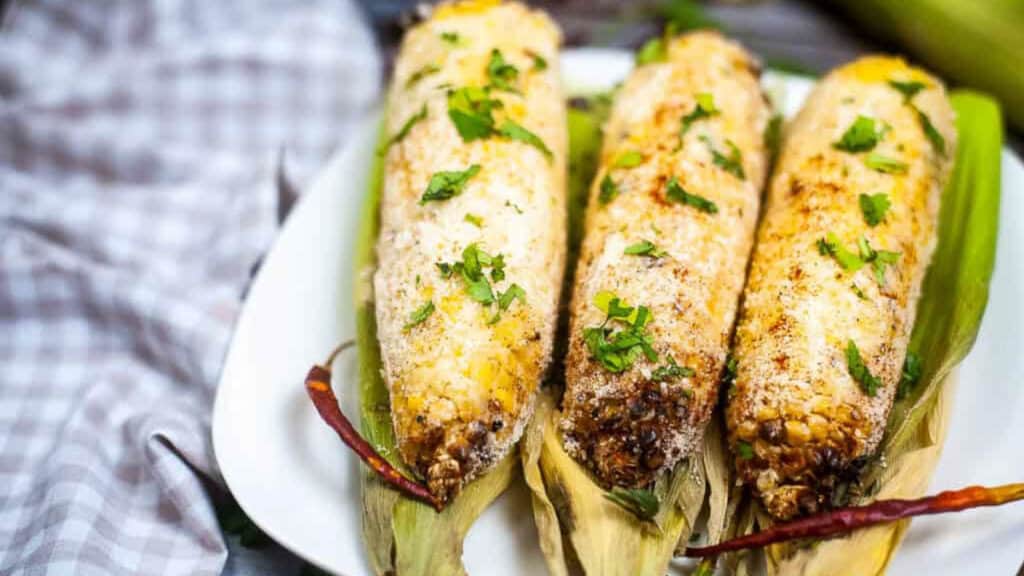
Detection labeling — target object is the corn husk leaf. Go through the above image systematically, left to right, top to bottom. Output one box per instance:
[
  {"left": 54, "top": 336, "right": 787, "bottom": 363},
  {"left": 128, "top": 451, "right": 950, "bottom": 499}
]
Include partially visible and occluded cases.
[
  {"left": 827, "top": 0, "right": 1024, "bottom": 131},
  {"left": 721, "top": 90, "right": 1003, "bottom": 575},
  {"left": 354, "top": 125, "right": 517, "bottom": 576}
]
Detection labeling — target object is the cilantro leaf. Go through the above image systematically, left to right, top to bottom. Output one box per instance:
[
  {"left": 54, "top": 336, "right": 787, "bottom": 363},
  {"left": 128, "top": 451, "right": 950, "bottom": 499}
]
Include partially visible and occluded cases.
[
  {"left": 439, "top": 31, "right": 462, "bottom": 46},
  {"left": 486, "top": 49, "right": 519, "bottom": 93},
  {"left": 526, "top": 50, "right": 547, "bottom": 71},
  {"left": 405, "top": 64, "right": 441, "bottom": 88},
  {"left": 888, "top": 79, "right": 927, "bottom": 102},
  {"left": 447, "top": 87, "right": 502, "bottom": 142},
  {"left": 679, "top": 92, "right": 719, "bottom": 144},
  {"left": 379, "top": 104, "right": 428, "bottom": 154},
  {"left": 915, "top": 106, "right": 946, "bottom": 156},
  {"left": 834, "top": 115, "right": 884, "bottom": 153},
  {"left": 498, "top": 120, "right": 553, "bottom": 160},
  {"left": 699, "top": 136, "right": 745, "bottom": 179},
  {"left": 865, "top": 153, "right": 908, "bottom": 174},
  {"left": 420, "top": 164, "right": 481, "bottom": 204},
  {"left": 598, "top": 174, "right": 619, "bottom": 205},
  {"left": 666, "top": 177, "right": 718, "bottom": 214},
  {"left": 859, "top": 192, "right": 891, "bottom": 227},
  {"left": 464, "top": 213, "right": 483, "bottom": 227},
  {"left": 817, "top": 232, "right": 866, "bottom": 272},
  {"left": 624, "top": 240, "right": 668, "bottom": 258},
  {"left": 497, "top": 283, "right": 525, "bottom": 311},
  {"left": 583, "top": 293, "right": 657, "bottom": 373},
  {"left": 404, "top": 300, "right": 435, "bottom": 331},
  {"left": 845, "top": 339, "right": 881, "bottom": 397},
  {"left": 650, "top": 356, "right": 694, "bottom": 382},
  {"left": 736, "top": 440, "right": 755, "bottom": 460},
  {"left": 604, "top": 487, "right": 660, "bottom": 521}
]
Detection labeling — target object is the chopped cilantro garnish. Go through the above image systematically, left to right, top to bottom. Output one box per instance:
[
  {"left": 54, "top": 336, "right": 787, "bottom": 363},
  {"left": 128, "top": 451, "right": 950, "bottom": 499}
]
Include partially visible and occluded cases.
[
  {"left": 439, "top": 31, "right": 462, "bottom": 45},
  {"left": 636, "top": 37, "right": 667, "bottom": 66},
  {"left": 486, "top": 49, "right": 519, "bottom": 93},
  {"left": 526, "top": 50, "right": 547, "bottom": 71},
  {"left": 405, "top": 64, "right": 441, "bottom": 88},
  {"left": 888, "top": 79, "right": 927, "bottom": 102},
  {"left": 447, "top": 87, "right": 502, "bottom": 142},
  {"left": 679, "top": 93, "right": 719, "bottom": 144},
  {"left": 379, "top": 104, "right": 427, "bottom": 154},
  {"left": 915, "top": 107, "right": 946, "bottom": 156},
  {"left": 834, "top": 115, "right": 884, "bottom": 153},
  {"left": 498, "top": 120, "right": 552, "bottom": 160},
  {"left": 699, "top": 136, "right": 745, "bottom": 179},
  {"left": 612, "top": 150, "right": 644, "bottom": 169},
  {"left": 865, "top": 153, "right": 908, "bottom": 174},
  {"left": 419, "top": 164, "right": 481, "bottom": 204},
  {"left": 598, "top": 174, "right": 619, "bottom": 205},
  {"left": 666, "top": 177, "right": 718, "bottom": 214},
  {"left": 859, "top": 192, "right": 891, "bottom": 227},
  {"left": 505, "top": 200, "right": 524, "bottom": 214},
  {"left": 464, "top": 213, "right": 483, "bottom": 227},
  {"left": 817, "top": 232, "right": 866, "bottom": 272},
  {"left": 818, "top": 233, "right": 900, "bottom": 285},
  {"left": 858, "top": 237, "right": 900, "bottom": 285},
  {"left": 624, "top": 240, "right": 668, "bottom": 258},
  {"left": 437, "top": 244, "right": 522, "bottom": 320},
  {"left": 497, "top": 283, "right": 525, "bottom": 311},
  {"left": 851, "top": 283, "right": 868, "bottom": 300},
  {"left": 583, "top": 293, "right": 657, "bottom": 373},
  {"left": 404, "top": 300, "right": 435, "bottom": 331},
  {"left": 845, "top": 339, "right": 881, "bottom": 397},
  {"left": 897, "top": 351, "right": 923, "bottom": 399},
  {"left": 650, "top": 356, "right": 694, "bottom": 382},
  {"left": 736, "top": 440, "right": 755, "bottom": 460},
  {"left": 604, "top": 487, "right": 659, "bottom": 521}
]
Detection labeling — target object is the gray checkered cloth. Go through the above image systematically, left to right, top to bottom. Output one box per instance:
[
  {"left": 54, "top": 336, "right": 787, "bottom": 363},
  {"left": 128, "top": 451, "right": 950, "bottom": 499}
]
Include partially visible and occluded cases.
[{"left": 0, "top": 0, "right": 381, "bottom": 573}]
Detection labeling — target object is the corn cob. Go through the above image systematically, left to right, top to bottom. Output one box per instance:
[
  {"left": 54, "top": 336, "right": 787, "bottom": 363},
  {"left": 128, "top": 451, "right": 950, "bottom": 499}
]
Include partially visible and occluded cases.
[
  {"left": 373, "top": 0, "right": 566, "bottom": 503},
  {"left": 560, "top": 31, "right": 770, "bottom": 489},
  {"left": 725, "top": 56, "right": 957, "bottom": 520}
]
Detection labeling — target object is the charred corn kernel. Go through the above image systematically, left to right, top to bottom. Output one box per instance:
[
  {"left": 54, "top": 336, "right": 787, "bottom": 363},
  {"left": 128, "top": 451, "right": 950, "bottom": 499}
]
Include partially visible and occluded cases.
[
  {"left": 374, "top": 1, "right": 566, "bottom": 502},
  {"left": 559, "top": 31, "right": 770, "bottom": 489},
  {"left": 725, "top": 56, "right": 956, "bottom": 520}
]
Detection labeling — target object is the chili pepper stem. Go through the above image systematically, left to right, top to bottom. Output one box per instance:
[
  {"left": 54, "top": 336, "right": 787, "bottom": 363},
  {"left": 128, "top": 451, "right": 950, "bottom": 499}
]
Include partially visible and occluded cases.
[
  {"left": 305, "top": 339, "right": 443, "bottom": 511},
  {"left": 685, "top": 483, "right": 1024, "bottom": 557}
]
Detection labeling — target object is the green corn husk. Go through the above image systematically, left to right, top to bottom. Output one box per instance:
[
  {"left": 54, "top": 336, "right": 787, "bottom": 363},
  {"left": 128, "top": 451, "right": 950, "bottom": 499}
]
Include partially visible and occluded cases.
[
  {"left": 827, "top": 0, "right": 1024, "bottom": 132},
  {"left": 721, "top": 90, "right": 1003, "bottom": 575},
  {"left": 521, "top": 98, "right": 733, "bottom": 576},
  {"left": 354, "top": 126, "right": 517, "bottom": 576}
]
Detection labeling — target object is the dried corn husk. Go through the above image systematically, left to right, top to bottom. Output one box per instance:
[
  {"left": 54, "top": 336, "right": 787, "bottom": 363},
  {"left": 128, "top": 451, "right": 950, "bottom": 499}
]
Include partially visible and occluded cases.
[
  {"left": 720, "top": 90, "right": 1003, "bottom": 575},
  {"left": 354, "top": 126, "right": 518, "bottom": 576}
]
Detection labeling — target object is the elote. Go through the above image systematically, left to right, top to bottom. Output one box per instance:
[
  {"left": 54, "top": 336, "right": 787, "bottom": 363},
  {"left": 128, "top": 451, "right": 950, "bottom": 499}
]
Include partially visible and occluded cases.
[
  {"left": 373, "top": 0, "right": 567, "bottom": 503},
  {"left": 560, "top": 31, "right": 770, "bottom": 489},
  {"left": 725, "top": 56, "right": 957, "bottom": 520}
]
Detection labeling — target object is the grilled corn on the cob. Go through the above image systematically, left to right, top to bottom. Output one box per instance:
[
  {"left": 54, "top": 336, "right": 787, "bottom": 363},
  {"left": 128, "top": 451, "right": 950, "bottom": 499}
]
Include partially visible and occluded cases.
[
  {"left": 374, "top": 0, "right": 566, "bottom": 503},
  {"left": 560, "top": 32, "right": 770, "bottom": 488},
  {"left": 725, "top": 56, "right": 956, "bottom": 520}
]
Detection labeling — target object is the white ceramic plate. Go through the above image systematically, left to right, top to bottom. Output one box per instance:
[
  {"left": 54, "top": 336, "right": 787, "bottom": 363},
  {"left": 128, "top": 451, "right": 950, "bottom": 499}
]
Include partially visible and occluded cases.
[{"left": 212, "top": 49, "right": 1024, "bottom": 575}]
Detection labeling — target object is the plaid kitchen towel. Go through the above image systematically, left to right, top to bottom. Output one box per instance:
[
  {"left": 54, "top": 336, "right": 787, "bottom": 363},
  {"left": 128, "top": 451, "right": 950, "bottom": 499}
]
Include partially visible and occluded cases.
[{"left": 0, "top": 0, "right": 381, "bottom": 574}]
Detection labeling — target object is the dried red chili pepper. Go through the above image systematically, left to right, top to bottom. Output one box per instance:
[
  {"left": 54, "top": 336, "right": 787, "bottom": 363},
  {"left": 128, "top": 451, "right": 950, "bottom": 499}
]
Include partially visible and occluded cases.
[
  {"left": 304, "top": 340, "right": 442, "bottom": 511},
  {"left": 686, "top": 483, "right": 1024, "bottom": 557}
]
